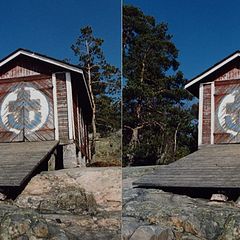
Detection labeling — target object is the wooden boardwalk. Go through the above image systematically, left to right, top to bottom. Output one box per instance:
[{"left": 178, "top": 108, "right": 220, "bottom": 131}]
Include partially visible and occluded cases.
[
  {"left": 0, "top": 141, "right": 59, "bottom": 187},
  {"left": 134, "top": 144, "right": 240, "bottom": 188}
]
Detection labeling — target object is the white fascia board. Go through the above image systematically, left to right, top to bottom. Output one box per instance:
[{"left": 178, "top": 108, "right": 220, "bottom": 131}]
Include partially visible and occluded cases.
[
  {"left": 0, "top": 49, "right": 93, "bottom": 110},
  {"left": 0, "top": 50, "right": 83, "bottom": 74},
  {"left": 185, "top": 52, "right": 240, "bottom": 89},
  {"left": 66, "top": 72, "right": 74, "bottom": 140},
  {"left": 52, "top": 73, "right": 59, "bottom": 141},
  {"left": 210, "top": 82, "right": 215, "bottom": 144},
  {"left": 198, "top": 83, "right": 203, "bottom": 146}
]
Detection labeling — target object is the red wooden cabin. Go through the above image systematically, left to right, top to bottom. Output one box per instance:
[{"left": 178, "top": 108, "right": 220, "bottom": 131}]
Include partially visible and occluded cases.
[
  {"left": 0, "top": 49, "right": 92, "bottom": 165},
  {"left": 135, "top": 51, "right": 240, "bottom": 190},
  {"left": 185, "top": 51, "right": 240, "bottom": 146}
]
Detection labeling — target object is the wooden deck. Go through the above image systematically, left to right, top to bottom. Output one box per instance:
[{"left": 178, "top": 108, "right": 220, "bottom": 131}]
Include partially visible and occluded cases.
[
  {"left": 0, "top": 141, "right": 59, "bottom": 187},
  {"left": 134, "top": 144, "right": 240, "bottom": 188}
]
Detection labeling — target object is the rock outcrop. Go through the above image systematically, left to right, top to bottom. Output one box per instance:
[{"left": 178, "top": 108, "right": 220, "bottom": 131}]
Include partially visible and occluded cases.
[
  {"left": 123, "top": 166, "right": 240, "bottom": 240},
  {"left": 0, "top": 167, "right": 121, "bottom": 239},
  {"left": 16, "top": 167, "right": 121, "bottom": 212},
  {"left": 0, "top": 204, "right": 77, "bottom": 240}
]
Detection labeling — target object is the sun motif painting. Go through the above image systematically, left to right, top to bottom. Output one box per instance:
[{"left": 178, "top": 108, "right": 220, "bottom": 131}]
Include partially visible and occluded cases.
[{"left": 0, "top": 84, "right": 49, "bottom": 135}]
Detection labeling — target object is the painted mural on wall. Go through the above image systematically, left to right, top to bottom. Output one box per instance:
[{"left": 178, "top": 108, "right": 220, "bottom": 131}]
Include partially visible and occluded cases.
[
  {"left": 0, "top": 80, "right": 54, "bottom": 142},
  {"left": 215, "top": 82, "right": 240, "bottom": 143},
  {"left": 0, "top": 85, "right": 49, "bottom": 135},
  {"left": 218, "top": 90, "right": 240, "bottom": 136}
]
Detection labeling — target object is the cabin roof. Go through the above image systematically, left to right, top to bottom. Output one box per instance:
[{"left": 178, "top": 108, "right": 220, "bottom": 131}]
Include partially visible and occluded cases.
[
  {"left": 0, "top": 48, "right": 83, "bottom": 74},
  {"left": 0, "top": 48, "right": 93, "bottom": 109},
  {"left": 185, "top": 50, "right": 240, "bottom": 97}
]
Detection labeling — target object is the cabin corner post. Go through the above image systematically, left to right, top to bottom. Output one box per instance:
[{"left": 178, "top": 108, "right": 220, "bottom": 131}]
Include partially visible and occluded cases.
[
  {"left": 66, "top": 72, "right": 75, "bottom": 140},
  {"left": 52, "top": 73, "right": 59, "bottom": 140},
  {"left": 211, "top": 82, "right": 215, "bottom": 144},
  {"left": 198, "top": 83, "right": 203, "bottom": 146}
]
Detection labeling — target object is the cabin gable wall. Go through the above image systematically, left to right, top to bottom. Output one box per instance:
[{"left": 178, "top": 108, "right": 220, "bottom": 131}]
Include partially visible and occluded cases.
[
  {"left": 0, "top": 55, "right": 90, "bottom": 161},
  {"left": 0, "top": 56, "right": 54, "bottom": 79},
  {"left": 0, "top": 63, "right": 40, "bottom": 79},
  {"left": 199, "top": 63, "right": 240, "bottom": 146},
  {"left": 215, "top": 67, "right": 240, "bottom": 82},
  {"left": 0, "top": 74, "right": 55, "bottom": 142}
]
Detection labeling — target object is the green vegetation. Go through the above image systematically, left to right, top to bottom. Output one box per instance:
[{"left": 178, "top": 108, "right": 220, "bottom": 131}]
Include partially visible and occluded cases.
[
  {"left": 123, "top": 5, "right": 197, "bottom": 166},
  {"left": 71, "top": 27, "right": 121, "bottom": 157}
]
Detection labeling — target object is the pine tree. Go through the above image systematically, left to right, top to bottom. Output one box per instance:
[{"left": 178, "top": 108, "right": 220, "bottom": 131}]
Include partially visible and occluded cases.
[
  {"left": 123, "top": 5, "right": 197, "bottom": 166},
  {"left": 71, "top": 26, "right": 120, "bottom": 159}
]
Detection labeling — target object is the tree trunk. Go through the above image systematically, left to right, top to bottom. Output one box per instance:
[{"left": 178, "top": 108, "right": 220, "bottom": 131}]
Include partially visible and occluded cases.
[
  {"left": 86, "top": 40, "right": 96, "bottom": 161},
  {"left": 140, "top": 53, "right": 147, "bottom": 83},
  {"left": 88, "top": 66, "right": 96, "bottom": 160},
  {"left": 91, "top": 103, "right": 97, "bottom": 159},
  {"left": 174, "top": 123, "right": 180, "bottom": 156},
  {"left": 125, "top": 125, "right": 144, "bottom": 149},
  {"left": 129, "top": 126, "right": 140, "bottom": 148},
  {"left": 156, "top": 133, "right": 165, "bottom": 165},
  {"left": 159, "top": 143, "right": 168, "bottom": 165}
]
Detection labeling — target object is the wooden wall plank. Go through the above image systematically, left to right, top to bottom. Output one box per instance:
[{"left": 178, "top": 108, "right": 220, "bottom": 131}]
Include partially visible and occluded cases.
[
  {"left": 56, "top": 73, "right": 69, "bottom": 142},
  {"left": 202, "top": 84, "right": 212, "bottom": 144}
]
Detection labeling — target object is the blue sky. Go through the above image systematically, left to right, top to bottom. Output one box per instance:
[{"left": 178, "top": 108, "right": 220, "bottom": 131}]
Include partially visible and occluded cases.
[
  {"left": 0, "top": 0, "right": 120, "bottom": 68},
  {"left": 2, "top": 0, "right": 240, "bottom": 82},
  {"left": 124, "top": 0, "right": 240, "bottom": 81}
]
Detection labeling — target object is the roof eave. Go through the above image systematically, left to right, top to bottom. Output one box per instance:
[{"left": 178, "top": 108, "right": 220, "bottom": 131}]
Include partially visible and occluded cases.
[
  {"left": 0, "top": 49, "right": 93, "bottom": 111},
  {"left": 0, "top": 49, "right": 83, "bottom": 74},
  {"left": 185, "top": 51, "right": 240, "bottom": 91}
]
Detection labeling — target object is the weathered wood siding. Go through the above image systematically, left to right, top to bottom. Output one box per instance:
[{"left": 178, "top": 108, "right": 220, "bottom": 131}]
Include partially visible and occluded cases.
[
  {"left": 0, "top": 54, "right": 91, "bottom": 160},
  {"left": 0, "top": 56, "right": 52, "bottom": 80},
  {"left": 0, "top": 64, "right": 40, "bottom": 79},
  {"left": 201, "top": 66, "right": 240, "bottom": 145},
  {"left": 215, "top": 67, "right": 240, "bottom": 81},
  {"left": 56, "top": 73, "right": 69, "bottom": 142},
  {"left": 0, "top": 75, "right": 54, "bottom": 142},
  {"left": 71, "top": 76, "right": 90, "bottom": 158},
  {"left": 214, "top": 79, "right": 240, "bottom": 143},
  {"left": 72, "top": 80, "right": 80, "bottom": 147},
  {"left": 202, "top": 83, "right": 212, "bottom": 144},
  {"left": 74, "top": 101, "right": 89, "bottom": 159}
]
